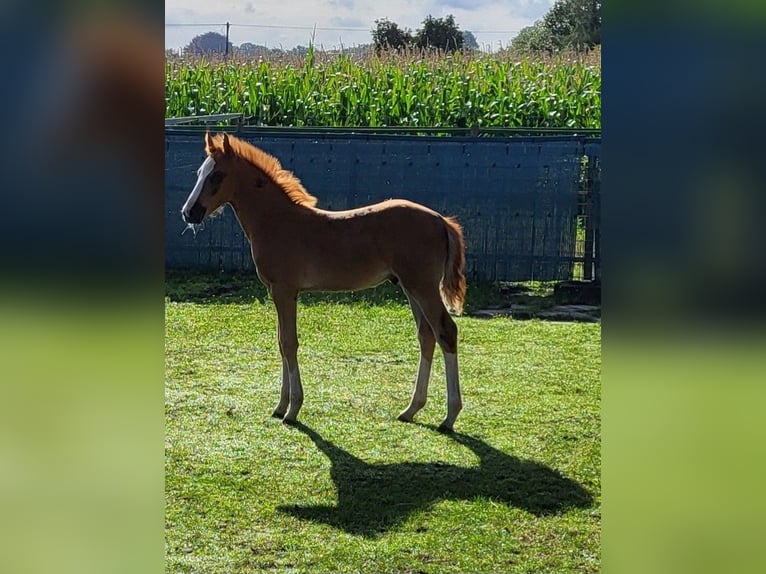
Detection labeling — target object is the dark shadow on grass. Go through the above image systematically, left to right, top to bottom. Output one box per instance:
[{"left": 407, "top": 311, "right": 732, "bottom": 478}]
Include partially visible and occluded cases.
[
  {"left": 165, "top": 269, "right": 407, "bottom": 306},
  {"left": 165, "top": 269, "right": 269, "bottom": 304},
  {"left": 166, "top": 271, "right": 599, "bottom": 320},
  {"left": 465, "top": 281, "right": 601, "bottom": 321},
  {"left": 276, "top": 422, "right": 593, "bottom": 537}
]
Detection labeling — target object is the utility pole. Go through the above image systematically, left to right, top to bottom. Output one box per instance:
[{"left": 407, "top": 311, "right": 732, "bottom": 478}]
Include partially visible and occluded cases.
[{"left": 225, "top": 22, "right": 230, "bottom": 57}]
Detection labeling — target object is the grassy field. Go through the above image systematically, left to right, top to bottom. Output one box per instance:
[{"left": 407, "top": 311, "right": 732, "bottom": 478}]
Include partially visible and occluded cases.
[
  {"left": 165, "top": 49, "right": 600, "bottom": 129},
  {"left": 165, "top": 273, "right": 600, "bottom": 573}
]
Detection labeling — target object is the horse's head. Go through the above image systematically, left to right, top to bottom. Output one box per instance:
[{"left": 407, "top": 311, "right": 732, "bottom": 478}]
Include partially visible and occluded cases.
[{"left": 181, "top": 132, "right": 238, "bottom": 226}]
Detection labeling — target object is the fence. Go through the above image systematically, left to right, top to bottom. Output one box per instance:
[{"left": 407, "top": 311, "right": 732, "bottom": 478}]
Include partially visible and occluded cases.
[{"left": 165, "top": 128, "right": 601, "bottom": 283}]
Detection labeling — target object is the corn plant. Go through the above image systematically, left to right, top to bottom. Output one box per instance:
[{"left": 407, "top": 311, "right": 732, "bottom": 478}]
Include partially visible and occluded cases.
[{"left": 165, "top": 50, "right": 600, "bottom": 129}]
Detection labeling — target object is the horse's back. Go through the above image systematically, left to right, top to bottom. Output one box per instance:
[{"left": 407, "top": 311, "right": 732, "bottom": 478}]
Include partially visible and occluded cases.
[
  {"left": 314, "top": 198, "right": 446, "bottom": 247},
  {"left": 317, "top": 198, "right": 440, "bottom": 221},
  {"left": 307, "top": 199, "right": 449, "bottom": 288}
]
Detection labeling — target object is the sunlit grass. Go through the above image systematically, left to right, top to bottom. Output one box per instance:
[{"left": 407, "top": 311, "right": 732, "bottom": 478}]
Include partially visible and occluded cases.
[{"left": 165, "top": 274, "right": 600, "bottom": 573}]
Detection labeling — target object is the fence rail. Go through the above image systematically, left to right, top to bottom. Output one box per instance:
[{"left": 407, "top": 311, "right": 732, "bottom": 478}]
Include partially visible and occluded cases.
[{"left": 165, "top": 127, "right": 600, "bottom": 283}]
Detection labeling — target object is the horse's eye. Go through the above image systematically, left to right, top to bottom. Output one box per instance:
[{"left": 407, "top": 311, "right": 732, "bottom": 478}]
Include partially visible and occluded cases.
[{"left": 209, "top": 171, "right": 225, "bottom": 186}]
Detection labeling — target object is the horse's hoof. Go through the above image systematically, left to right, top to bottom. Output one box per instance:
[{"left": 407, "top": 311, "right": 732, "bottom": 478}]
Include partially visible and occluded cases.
[
  {"left": 271, "top": 410, "right": 286, "bottom": 419},
  {"left": 282, "top": 412, "right": 298, "bottom": 425},
  {"left": 397, "top": 413, "right": 414, "bottom": 423},
  {"left": 436, "top": 423, "right": 454, "bottom": 434}
]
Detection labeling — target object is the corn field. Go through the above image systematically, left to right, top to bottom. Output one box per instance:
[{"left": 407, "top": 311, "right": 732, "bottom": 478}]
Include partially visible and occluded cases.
[{"left": 165, "top": 49, "right": 601, "bottom": 129}]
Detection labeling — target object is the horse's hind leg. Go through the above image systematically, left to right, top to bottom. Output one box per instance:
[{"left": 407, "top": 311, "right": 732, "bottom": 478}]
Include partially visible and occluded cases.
[
  {"left": 271, "top": 285, "right": 303, "bottom": 424},
  {"left": 410, "top": 291, "right": 462, "bottom": 433},
  {"left": 398, "top": 293, "right": 436, "bottom": 423},
  {"left": 271, "top": 356, "right": 290, "bottom": 418}
]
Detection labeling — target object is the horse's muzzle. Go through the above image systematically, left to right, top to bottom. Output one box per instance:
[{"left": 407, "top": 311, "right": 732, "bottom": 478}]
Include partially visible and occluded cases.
[{"left": 182, "top": 202, "right": 205, "bottom": 224}]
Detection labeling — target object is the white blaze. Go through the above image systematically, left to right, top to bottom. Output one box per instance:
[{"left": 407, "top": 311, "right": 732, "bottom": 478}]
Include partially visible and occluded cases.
[{"left": 181, "top": 156, "right": 216, "bottom": 217}]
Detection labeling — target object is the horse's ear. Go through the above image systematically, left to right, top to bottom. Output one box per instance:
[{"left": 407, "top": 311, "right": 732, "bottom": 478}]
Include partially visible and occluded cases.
[
  {"left": 205, "top": 132, "right": 215, "bottom": 153},
  {"left": 222, "top": 133, "right": 233, "bottom": 156}
]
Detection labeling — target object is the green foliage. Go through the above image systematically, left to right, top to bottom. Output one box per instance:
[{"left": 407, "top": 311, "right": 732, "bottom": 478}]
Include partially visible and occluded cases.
[
  {"left": 544, "top": 0, "right": 601, "bottom": 50},
  {"left": 510, "top": 1, "right": 601, "bottom": 55},
  {"left": 372, "top": 14, "right": 467, "bottom": 54},
  {"left": 415, "top": 14, "right": 464, "bottom": 52},
  {"left": 372, "top": 18, "right": 413, "bottom": 53},
  {"left": 511, "top": 21, "right": 557, "bottom": 54},
  {"left": 463, "top": 30, "right": 479, "bottom": 51},
  {"left": 184, "top": 31, "right": 233, "bottom": 57},
  {"left": 165, "top": 52, "right": 601, "bottom": 129},
  {"left": 165, "top": 276, "right": 601, "bottom": 573}
]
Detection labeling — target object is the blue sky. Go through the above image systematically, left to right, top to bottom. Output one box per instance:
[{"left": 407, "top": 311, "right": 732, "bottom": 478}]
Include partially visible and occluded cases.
[{"left": 165, "top": 0, "right": 555, "bottom": 52}]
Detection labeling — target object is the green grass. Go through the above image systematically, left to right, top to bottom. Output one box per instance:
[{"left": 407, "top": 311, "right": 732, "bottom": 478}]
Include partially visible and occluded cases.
[
  {"left": 165, "top": 50, "right": 601, "bottom": 129},
  {"left": 165, "top": 273, "right": 600, "bottom": 573}
]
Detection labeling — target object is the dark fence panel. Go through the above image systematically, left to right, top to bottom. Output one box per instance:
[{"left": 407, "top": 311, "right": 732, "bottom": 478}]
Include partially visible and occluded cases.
[
  {"left": 165, "top": 130, "right": 600, "bottom": 282},
  {"left": 583, "top": 141, "right": 602, "bottom": 281}
]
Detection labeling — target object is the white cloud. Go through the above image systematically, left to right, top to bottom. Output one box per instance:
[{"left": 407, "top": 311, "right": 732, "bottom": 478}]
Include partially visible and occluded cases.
[
  {"left": 328, "top": 0, "right": 357, "bottom": 8},
  {"left": 434, "top": 0, "right": 497, "bottom": 11},
  {"left": 330, "top": 16, "right": 367, "bottom": 28}
]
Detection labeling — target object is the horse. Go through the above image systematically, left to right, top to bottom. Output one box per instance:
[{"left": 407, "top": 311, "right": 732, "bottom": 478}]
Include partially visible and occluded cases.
[{"left": 181, "top": 133, "right": 467, "bottom": 432}]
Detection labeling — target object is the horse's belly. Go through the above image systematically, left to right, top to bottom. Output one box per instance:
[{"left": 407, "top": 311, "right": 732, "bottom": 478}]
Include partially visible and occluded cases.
[{"left": 301, "top": 259, "right": 391, "bottom": 292}]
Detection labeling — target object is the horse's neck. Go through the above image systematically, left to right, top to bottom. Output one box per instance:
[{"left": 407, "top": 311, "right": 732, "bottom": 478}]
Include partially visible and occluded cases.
[{"left": 230, "top": 180, "right": 299, "bottom": 243}]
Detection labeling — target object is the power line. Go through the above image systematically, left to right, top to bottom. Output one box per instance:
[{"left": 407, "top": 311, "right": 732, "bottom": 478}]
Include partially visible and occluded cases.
[
  {"left": 166, "top": 22, "right": 519, "bottom": 34},
  {"left": 166, "top": 23, "right": 226, "bottom": 27},
  {"left": 233, "top": 23, "right": 370, "bottom": 32}
]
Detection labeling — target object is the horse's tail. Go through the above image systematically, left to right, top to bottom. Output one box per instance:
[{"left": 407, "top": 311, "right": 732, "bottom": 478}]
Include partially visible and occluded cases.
[{"left": 440, "top": 216, "right": 467, "bottom": 316}]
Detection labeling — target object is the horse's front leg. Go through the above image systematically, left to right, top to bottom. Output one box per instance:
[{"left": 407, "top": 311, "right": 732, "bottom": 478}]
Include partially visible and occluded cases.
[{"left": 272, "top": 285, "right": 303, "bottom": 423}]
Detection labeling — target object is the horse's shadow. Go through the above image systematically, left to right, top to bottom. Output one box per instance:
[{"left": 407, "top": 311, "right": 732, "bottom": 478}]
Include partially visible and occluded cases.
[{"left": 277, "top": 422, "right": 593, "bottom": 537}]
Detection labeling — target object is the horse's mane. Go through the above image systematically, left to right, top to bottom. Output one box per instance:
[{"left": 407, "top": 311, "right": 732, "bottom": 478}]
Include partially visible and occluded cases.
[{"left": 208, "top": 134, "right": 318, "bottom": 208}]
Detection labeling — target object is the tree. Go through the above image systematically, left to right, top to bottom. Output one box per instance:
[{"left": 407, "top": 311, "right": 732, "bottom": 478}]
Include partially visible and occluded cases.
[
  {"left": 543, "top": 0, "right": 601, "bottom": 50},
  {"left": 414, "top": 14, "right": 464, "bottom": 52},
  {"left": 371, "top": 18, "right": 413, "bottom": 53},
  {"left": 510, "top": 21, "right": 556, "bottom": 54},
  {"left": 463, "top": 30, "right": 479, "bottom": 51},
  {"left": 184, "top": 32, "right": 233, "bottom": 57},
  {"left": 236, "top": 42, "right": 259, "bottom": 57},
  {"left": 235, "top": 43, "right": 282, "bottom": 58},
  {"left": 289, "top": 45, "right": 310, "bottom": 58}
]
